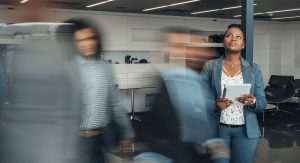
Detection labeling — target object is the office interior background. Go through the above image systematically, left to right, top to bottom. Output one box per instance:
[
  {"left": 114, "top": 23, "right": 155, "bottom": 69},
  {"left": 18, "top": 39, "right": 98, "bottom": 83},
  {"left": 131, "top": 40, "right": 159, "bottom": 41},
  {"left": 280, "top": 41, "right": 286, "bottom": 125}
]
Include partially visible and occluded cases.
[{"left": 0, "top": 0, "right": 300, "bottom": 163}]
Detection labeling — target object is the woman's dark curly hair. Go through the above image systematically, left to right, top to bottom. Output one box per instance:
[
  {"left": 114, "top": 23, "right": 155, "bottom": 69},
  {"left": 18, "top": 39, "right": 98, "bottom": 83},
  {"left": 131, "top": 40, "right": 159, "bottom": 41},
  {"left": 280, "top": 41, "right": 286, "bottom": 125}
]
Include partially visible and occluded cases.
[{"left": 225, "top": 23, "right": 245, "bottom": 43}]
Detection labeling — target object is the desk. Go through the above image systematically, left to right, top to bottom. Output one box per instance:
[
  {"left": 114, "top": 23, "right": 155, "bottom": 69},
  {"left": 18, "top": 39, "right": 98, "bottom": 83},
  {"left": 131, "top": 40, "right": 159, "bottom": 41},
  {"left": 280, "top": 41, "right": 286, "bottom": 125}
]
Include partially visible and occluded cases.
[
  {"left": 113, "top": 64, "right": 161, "bottom": 122},
  {"left": 119, "top": 85, "right": 158, "bottom": 122},
  {"left": 128, "top": 86, "right": 157, "bottom": 122},
  {"left": 130, "top": 88, "right": 141, "bottom": 122},
  {"left": 261, "top": 104, "right": 276, "bottom": 138},
  {"left": 262, "top": 104, "right": 276, "bottom": 123}
]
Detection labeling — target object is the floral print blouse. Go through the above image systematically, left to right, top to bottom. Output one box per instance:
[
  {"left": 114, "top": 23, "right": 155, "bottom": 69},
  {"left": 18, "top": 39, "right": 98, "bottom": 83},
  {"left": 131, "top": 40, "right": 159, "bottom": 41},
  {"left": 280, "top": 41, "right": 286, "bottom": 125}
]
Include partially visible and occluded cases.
[{"left": 220, "top": 66, "right": 245, "bottom": 125}]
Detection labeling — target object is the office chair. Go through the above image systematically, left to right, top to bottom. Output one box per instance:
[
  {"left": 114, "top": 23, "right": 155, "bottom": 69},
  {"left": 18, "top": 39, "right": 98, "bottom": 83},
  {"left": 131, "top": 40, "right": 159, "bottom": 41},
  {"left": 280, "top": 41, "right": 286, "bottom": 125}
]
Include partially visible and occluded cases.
[
  {"left": 264, "top": 75, "right": 296, "bottom": 115},
  {"left": 295, "top": 79, "right": 300, "bottom": 109},
  {"left": 264, "top": 124, "right": 294, "bottom": 148}
]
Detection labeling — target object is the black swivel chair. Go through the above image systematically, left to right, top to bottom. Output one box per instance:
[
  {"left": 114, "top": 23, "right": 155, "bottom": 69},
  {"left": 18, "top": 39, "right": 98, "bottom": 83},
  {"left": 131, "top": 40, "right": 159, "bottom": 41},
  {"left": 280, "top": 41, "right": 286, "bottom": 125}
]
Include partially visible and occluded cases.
[
  {"left": 264, "top": 75, "right": 296, "bottom": 115},
  {"left": 295, "top": 79, "right": 300, "bottom": 109}
]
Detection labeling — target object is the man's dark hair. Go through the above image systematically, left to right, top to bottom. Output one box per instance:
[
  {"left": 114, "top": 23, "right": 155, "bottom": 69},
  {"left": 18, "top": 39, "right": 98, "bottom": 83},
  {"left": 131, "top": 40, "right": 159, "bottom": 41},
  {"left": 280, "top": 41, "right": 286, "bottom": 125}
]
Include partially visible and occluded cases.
[
  {"left": 57, "top": 17, "right": 103, "bottom": 60},
  {"left": 209, "top": 34, "right": 225, "bottom": 55}
]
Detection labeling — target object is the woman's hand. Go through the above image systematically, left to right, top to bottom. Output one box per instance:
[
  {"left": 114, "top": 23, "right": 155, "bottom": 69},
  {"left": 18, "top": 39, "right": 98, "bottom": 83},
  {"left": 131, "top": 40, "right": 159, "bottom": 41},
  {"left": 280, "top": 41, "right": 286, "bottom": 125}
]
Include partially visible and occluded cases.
[
  {"left": 236, "top": 93, "right": 256, "bottom": 107},
  {"left": 216, "top": 97, "right": 233, "bottom": 110},
  {"left": 118, "top": 138, "right": 134, "bottom": 153}
]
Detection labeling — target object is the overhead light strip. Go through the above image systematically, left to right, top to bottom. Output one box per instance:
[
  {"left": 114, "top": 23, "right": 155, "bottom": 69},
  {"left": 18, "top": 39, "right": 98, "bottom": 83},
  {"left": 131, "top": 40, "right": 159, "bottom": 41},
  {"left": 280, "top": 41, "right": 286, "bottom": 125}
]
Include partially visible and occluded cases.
[
  {"left": 20, "top": 0, "right": 29, "bottom": 3},
  {"left": 86, "top": 0, "right": 114, "bottom": 8},
  {"left": 143, "top": 0, "right": 200, "bottom": 12},
  {"left": 191, "top": 4, "right": 257, "bottom": 15},
  {"left": 233, "top": 8, "right": 300, "bottom": 17},
  {"left": 266, "top": 8, "right": 300, "bottom": 14},
  {"left": 233, "top": 13, "right": 264, "bottom": 18},
  {"left": 272, "top": 15, "right": 300, "bottom": 20},
  {"left": 7, "top": 22, "right": 73, "bottom": 27}
]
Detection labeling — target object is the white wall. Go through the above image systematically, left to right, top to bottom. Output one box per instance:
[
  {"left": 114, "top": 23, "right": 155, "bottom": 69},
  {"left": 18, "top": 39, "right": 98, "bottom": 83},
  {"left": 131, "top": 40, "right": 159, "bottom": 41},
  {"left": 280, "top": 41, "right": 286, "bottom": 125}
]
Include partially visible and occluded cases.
[
  {"left": 1, "top": 7, "right": 299, "bottom": 111},
  {"left": 1, "top": 7, "right": 298, "bottom": 78},
  {"left": 2, "top": 7, "right": 293, "bottom": 77},
  {"left": 52, "top": 9, "right": 292, "bottom": 110},
  {"left": 53, "top": 9, "right": 290, "bottom": 81},
  {"left": 54, "top": 9, "right": 239, "bottom": 51},
  {"left": 52, "top": 11, "right": 232, "bottom": 112},
  {"left": 254, "top": 22, "right": 283, "bottom": 82},
  {"left": 281, "top": 22, "right": 300, "bottom": 79}
]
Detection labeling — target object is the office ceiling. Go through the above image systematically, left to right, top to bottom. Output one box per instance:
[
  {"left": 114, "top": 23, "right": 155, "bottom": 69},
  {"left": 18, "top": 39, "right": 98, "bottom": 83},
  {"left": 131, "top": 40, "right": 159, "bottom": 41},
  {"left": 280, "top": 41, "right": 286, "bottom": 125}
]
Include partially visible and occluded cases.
[{"left": 1, "top": 0, "right": 300, "bottom": 21}]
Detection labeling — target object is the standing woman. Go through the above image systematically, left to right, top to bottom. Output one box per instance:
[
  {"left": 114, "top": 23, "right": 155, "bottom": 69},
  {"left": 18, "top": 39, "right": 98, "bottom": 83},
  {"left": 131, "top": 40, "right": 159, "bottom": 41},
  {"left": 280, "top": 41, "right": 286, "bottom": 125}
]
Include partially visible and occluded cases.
[{"left": 201, "top": 24, "right": 267, "bottom": 163}]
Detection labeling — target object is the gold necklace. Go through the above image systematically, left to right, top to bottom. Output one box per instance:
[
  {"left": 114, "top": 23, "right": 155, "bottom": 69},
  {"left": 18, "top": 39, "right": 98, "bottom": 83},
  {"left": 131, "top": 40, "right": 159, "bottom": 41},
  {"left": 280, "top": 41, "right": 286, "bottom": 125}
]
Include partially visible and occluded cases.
[{"left": 223, "top": 61, "right": 240, "bottom": 68}]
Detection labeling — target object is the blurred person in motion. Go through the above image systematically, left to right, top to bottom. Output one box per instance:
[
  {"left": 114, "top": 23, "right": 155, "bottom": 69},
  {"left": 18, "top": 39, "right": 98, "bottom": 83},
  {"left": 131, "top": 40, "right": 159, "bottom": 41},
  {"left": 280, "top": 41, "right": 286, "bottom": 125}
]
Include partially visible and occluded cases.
[
  {"left": 0, "top": 1, "right": 82, "bottom": 163},
  {"left": 59, "top": 18, "right": 135, "bottom": 163},
  {"left": 201, "top": 24, "right": 267, "bottom": 163},
  {"left": 139, "top": 27, "right": 229, "bottom": 163},
  {"left": 0, "top": 48, "right": 8, "bottom": 126},
  {"left": 0, "top": 51, "right": 7, "bottom": 105}
]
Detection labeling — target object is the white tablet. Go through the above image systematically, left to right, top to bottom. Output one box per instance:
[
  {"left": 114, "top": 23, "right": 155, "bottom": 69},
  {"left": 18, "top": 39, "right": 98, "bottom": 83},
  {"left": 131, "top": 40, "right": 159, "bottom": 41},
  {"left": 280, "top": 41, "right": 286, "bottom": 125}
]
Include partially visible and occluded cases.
[{"left": 223, "top": 84, "right": 251, "bottom": 101}]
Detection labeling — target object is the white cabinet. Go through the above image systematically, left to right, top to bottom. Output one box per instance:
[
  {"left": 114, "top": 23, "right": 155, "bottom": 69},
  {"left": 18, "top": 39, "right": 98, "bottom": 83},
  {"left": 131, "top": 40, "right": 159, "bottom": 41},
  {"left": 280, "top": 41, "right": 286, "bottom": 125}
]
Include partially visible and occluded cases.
[
  {"left": 112, "top": 64, "right": 161, "bottom": 89},
  {"left": 112, "top": 64, "right": 161, "bottom": 112}
]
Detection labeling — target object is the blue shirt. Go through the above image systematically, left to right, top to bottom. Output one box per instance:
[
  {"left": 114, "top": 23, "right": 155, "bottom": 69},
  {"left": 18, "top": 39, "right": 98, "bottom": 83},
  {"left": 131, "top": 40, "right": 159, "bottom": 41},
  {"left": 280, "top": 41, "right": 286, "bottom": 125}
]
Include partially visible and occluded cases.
[{"left": 161, "top": 67, "right": 219, "bottom": 144}]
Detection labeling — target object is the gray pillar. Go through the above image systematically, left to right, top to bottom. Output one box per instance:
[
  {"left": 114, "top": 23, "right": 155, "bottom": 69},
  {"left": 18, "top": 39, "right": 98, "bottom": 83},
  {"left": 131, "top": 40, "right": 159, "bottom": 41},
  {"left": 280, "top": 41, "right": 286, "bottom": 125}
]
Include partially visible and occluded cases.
[{"left": 241, "top": 0, "right": 254, "bottom": 62}]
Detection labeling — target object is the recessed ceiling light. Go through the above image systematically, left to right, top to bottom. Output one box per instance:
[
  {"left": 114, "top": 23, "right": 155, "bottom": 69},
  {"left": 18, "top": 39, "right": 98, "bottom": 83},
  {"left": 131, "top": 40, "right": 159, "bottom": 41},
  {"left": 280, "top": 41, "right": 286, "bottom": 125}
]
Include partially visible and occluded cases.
[
  {"left": 20, "top": 0, "right": 29, "bottom": 3},
  {"left": 86, "top": 0, "right": 114, "bottom": 8},
  {"left": 143, "top": 0, "right": 200, "bottom": 12},
  {"left": 192, "top": 4, "right": 257, "bottom": 15},
  {"left": 192, "top": 8, "right": 224, "bottom": 14},
  {"left": 233, "top": 8, "right": 300, "bottom": 17},
  {"left": 267, "top": 8, "right": 300, "bottom": 14},
  {"left": 233, "top": 13, "right": 264, "bottom": 18},
  {"left": 272, "top": 15, "right": 300, "bottom": 20},
  {"left": 7, "top": 22, "right": 73, "bottom": 27}
]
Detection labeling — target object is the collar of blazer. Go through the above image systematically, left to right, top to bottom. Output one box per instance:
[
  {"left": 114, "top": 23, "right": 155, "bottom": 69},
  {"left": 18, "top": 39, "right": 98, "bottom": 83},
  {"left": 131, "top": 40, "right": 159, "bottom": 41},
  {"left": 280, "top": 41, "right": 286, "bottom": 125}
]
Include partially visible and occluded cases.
[{"left": 212, "top": 55, "right": 252, "bottom": 97}]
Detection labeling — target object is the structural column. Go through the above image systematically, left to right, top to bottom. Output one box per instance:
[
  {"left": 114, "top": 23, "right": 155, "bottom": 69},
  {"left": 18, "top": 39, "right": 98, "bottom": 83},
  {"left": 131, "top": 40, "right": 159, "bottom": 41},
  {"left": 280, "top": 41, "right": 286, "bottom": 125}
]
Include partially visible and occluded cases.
[{"left": 241, "top": 0, "right": 254, "bottom": 62}]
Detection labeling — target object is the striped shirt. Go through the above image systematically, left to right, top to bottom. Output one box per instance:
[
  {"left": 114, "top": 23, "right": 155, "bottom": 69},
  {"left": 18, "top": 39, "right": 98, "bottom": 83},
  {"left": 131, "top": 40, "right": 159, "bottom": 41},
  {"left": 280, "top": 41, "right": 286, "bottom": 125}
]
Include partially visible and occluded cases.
[{"left": 77, "top": 56, "right": 112, "bottom": 131}]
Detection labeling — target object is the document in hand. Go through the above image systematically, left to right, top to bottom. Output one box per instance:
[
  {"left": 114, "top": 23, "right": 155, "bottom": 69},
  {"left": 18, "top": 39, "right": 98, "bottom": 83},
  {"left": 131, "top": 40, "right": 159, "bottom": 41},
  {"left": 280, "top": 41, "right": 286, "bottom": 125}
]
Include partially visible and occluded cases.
[{"left": 223, "top": 84, "right": 251, "bottom": 101}]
